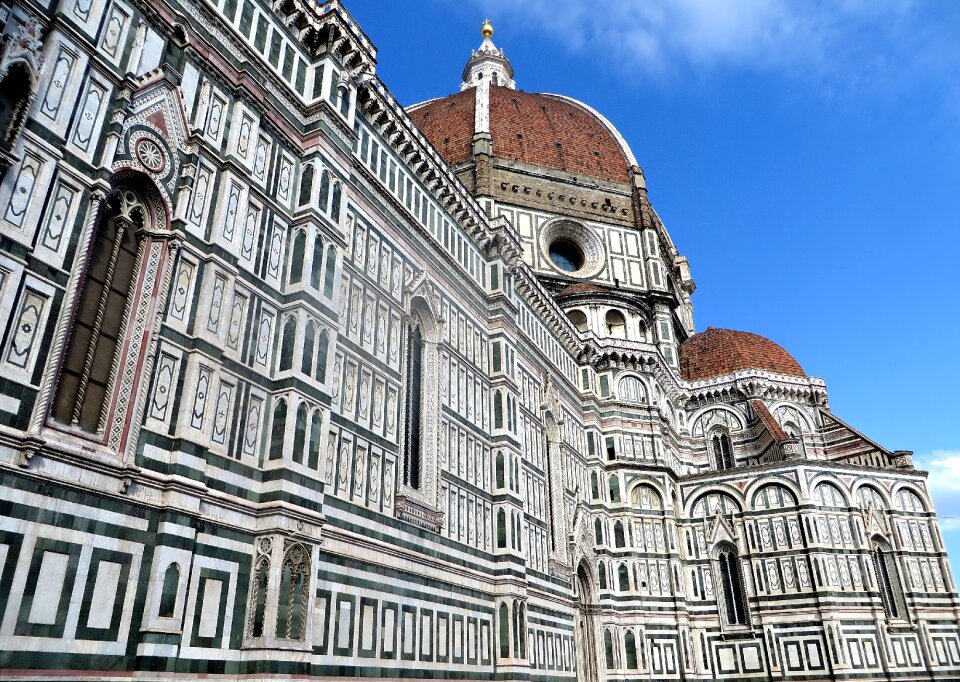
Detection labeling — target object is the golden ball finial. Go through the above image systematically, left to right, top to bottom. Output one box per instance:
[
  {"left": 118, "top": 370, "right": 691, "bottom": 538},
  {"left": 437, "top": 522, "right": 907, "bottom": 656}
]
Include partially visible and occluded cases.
[{"left": 481, "top": 19, "right": 494, "bottom": 38}]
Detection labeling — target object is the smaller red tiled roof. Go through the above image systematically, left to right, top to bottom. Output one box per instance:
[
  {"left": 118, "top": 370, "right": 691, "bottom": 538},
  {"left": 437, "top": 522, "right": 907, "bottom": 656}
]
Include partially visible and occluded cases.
[
  {"left": 680, "top": 328, "right": 805, "bottom": 381},
  {"left": 749, "top": 399, "right": 788, "bottom": 442}
]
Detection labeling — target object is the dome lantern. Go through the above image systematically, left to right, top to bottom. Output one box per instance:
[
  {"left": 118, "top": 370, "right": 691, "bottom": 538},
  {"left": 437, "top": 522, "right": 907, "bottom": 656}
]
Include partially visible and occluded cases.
[{"left": 460, "top": 19, "right": 516, "bottom": 91}]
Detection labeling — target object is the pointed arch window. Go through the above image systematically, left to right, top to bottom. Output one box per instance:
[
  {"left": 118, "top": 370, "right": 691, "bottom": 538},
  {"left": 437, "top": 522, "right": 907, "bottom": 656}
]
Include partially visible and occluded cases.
[
  {"left": 0, "top": 60, "right": 35, "bottom": 170},
  {"left": 297, "top": 163, "right": 313, "bottom": 207},
  {"left": 318, "top": 169, "right": 330, "bottom": 211},
  {"left": 331, "top": 181, "right": 342, "bottom": 219},
  {"left": 52, "top": 190, "right": 145, "bottom": 432},
  {"left": 289, "top": 230, "right": 306, "bottom": 284},
  {"left": 310, "top": 237, "right": 324, "bottom": 288},
  {"left": 323, "top": 246, "right": 337, "bottom": 298},
  {"left": 278, "top": 316, "right": 297, "bottom": 372},
  {"left": 403, "top": 319, "right": 424, "bottom": 490},
  {"left": 302, "top": 322, "right": 316, "bottom": 375},
  {"left": 315, "top": 331, "right": 329, "bottom": 383},
  {"left": 268, "top": 398, "right": 286, "bottom": 461},
  {"left": 292, "top": 402, "right": 308, "bottom": 465},
  {"left": 308, "top": 410, "right": 323, "bottom": 470},
  {"left": 711, "top": 430, "right": 735, "bottom": 470},
  {"left": 495, "top": 452, "right": 505, "bottom": 489},
  {"left": 590, "top": 471, "right": 600, "bottom": 499},
  {"left": 609, "top": 475, "right": 621, "bottom": 502},
  {"left": 497, "top": 508, "right": 507, "bottom": 548},
  {"left": 595, "top": 518, "right": 604, "bottom": 545},
  {"left": 614, "top": 521, "right": 626, "bottom": 548},
  {"left": 873, "top": 538, "right": 906, "bottom": 619},
  {"left": 276, "top": 542, "right": 310, "bottom": 641},
  {"left": 716, "top": 544, "right": 749, "bottom": 626},
  {"left": 249, "top": 553, "right": 270, "bottom": 638},
  {"left": 158, "top": 563, "right": 180, "bottom": 618},
  {"left": 598, "top": 563, "right": 607, "bottom": 590},
  {"left": 618, "top": 563, "right": 630, "bottom": 592},
  {"left": 498, "top": 602, "right": 510, "bottom": 658},
  {"left": 517, "top": 602, "right": 527, "bottom": 659},
  {"left": 603, "top": 629, "right": 614, "bottom": 669},
  {"left": 624, "top": 630, "right": 638, "bottom": 669}
]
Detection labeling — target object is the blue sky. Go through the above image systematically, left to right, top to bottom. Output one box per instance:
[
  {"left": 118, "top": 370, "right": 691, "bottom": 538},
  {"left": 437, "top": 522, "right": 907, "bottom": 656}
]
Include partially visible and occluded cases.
[{"left": 346, "top": 1, "right": 960, "bottom": 577}]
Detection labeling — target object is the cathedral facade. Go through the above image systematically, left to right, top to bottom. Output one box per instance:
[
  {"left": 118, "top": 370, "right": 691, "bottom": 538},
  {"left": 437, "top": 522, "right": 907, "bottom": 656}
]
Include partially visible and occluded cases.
[{"left": 0, "top": 0, "right": 956, "bottom": 679}]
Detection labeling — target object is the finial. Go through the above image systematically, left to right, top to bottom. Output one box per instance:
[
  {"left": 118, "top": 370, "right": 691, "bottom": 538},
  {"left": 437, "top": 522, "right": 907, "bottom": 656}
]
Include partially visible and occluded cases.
[{"left": 481, "top": 19, "right": 493, "bottom": 38}]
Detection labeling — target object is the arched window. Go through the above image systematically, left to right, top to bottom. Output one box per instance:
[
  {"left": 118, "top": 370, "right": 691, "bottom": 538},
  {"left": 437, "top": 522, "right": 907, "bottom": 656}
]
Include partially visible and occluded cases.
[
  {"left": 297, "top": 163, "right": 314, "bottom": 207},
  {"left": 318, "top": 169, "right": 330, "bottom": 211},
  {"left": 330, "top": 181, "right": 342, "bottom": 219},
  {"left": 52, "top": 190, "right": 145, "bottom": 432},
  {"left": 289, "top": 230, "right": 306, "bottom": 284},
  {"left": 310, "top": 237, "right": 324, "bottom": 289},
  {"left": 323, "top": 246, "right": 337, "bottom": 298},
  {"left": 566, "top": 309, "right": 588, "bottom": 332},
  {"left": 605, "top": 309, "right": 627, "bottom": 338},
  {"left": 278, "top": 317, "right": 297, "bottom": 372},
  {"left": 404, "top": 320, "right": 424, "bottom": 489},
  {"left": 301, "top": 322, "right": 316, "bottom": 375},
  {"left": 315, "top": 331, "right": 329, "bottom": 383},
  {"left": 618, "top": 375, "right": 647, "bottom": 403},
  {"left": 493, "top": 390, "right": 504, "bottom": 429},
  {"left": 269, "top": 399, "right": 286, "bottom": 461},
  {"left": 292, "top": 403, "right": 308, "bottom": 465},
  {"left": 308, "top": 410, "right": 323, "bottom": 470},
  {"left": 710, "top": 430, "right": 735, "bottom": 470},
  {"left": 496, "top": 452, "right": 505, "bottom": 489},
  {"left": 590, "top": 472, "right": 600, "bottom": 500},
  {"left": 609, "top": 475, "right": 621, "bottom": 503},
  {"left": 814, "top": 481, "right": 847, "bottom": 508},
  {"left": 632, "top": 484, "right": 663, "bottom": 511},
  {"left": 857, "top": 485, "right": 888, "bottom": 511},
  {"left": 896, "top": 489, "right": 926, "bottom": 512},
  {"left": 497, "top": 509, "right": 507, "bottom": 548},
  {"left": 595, "top": 518, "right": 604, "bottom": 545},
  {"left": 614, "top": 521, "right": 626, "bottom": 548},
  {"left": 872, "top": 538, "right": 905, "bottom": 619},
  {"left": 276, "top": 542, "right": 310, "bottom": 640},
  {"left": 716, "top": 544, "right": 749, "bottom": 626},
  {"left": 249, "top": 553, "right": 270, "bottom": 638},
  {"left": 158, "top": 563, "right": 180, "bottom": 618},
  {"left": 599, "top": 563, "right": 607, "bottom": 590},
  {"left": 618, "top": 563, "right": 630, "bottom": 592},
  {"left": 512, "top": 599, "right": 520, "bottom": 661},
  {"left": 498, "top": 602, "right": 510, "bottom": 658},
  {"left": 517, "top": 602, "right": 527, "bottom": 659},
  {"left": 603, "top": 629, "right": 614, "bottom": 668},
  {"left": 624, "top": 630, "right": 638, "bottom": 669}
]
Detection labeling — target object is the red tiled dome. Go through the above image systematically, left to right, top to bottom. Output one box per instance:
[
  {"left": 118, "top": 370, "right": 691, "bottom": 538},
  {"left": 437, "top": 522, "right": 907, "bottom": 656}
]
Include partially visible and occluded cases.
[
  {"left": 409, "top": 86, "right": 632, "bottom": 184},
  {"left": 680, "top": 328, "right": 805, "bottom": 381}
]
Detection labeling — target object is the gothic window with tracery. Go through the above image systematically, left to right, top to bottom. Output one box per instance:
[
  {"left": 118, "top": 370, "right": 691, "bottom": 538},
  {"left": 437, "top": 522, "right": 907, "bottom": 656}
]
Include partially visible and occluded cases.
[
  {"left": 52, "top": 190, "right": 146, "bottom": 433},
  {"left": 710, "top": 429, "right": 735, "bottom": 470},
  {"left": 872, "top": 537, "right": 906, "bottom": 619},
  {"left": 248, "top": 541, "right": 271, "bottom": 639},
  {"left": 275, "top": 542, "right": 310, "bottom": 640},
  {"left": 715, "top": 543, "right": 749, "bottom": 626},
  {"left": 624, "top": 630, "right": 638, "bottom": 669}
]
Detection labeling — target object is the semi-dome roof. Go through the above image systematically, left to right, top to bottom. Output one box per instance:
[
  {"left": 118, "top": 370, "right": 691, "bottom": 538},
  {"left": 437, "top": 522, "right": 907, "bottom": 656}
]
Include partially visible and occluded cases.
[
  {"left": 409, "top": 86, "right": 634, "bottom": 184},
  {"left": 679, "top": 328, "right": 805, "bottom": 381}
]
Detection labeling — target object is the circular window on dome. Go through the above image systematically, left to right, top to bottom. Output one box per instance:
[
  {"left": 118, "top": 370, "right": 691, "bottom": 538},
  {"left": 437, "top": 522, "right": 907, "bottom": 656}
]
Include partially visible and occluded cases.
[
  {"left": 539, "top": 219, "right": 605, "bottom": 278},
  {"left": 549, "top": 238, "right": 585, "bottom": 273}
]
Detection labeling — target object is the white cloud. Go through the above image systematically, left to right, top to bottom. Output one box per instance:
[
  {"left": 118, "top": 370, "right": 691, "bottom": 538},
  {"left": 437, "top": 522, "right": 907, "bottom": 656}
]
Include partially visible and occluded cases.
[
  {"left": 468, "top": 0, "right": 954, "bottom": 91},
  {"left": 914, "top": 450, "right": 960, "bottom": 529}
]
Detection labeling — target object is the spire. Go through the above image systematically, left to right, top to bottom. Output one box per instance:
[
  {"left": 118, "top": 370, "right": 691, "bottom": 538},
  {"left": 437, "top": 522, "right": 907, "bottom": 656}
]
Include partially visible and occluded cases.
[{"left": 460, "top": 19, "right": 515, "bottom": 91}]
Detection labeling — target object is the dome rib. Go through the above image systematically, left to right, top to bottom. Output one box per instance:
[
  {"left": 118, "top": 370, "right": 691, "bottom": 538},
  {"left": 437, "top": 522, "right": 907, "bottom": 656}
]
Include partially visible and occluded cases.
[{"left": 679, "top": 328, "right": 805, "bottom": 381}]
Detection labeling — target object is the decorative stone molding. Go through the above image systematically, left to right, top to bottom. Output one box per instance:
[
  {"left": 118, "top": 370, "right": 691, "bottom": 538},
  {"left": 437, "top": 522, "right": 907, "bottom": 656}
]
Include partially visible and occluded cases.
[{"left": 395, "top": 492, "right": 444, "bottom": 533}]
